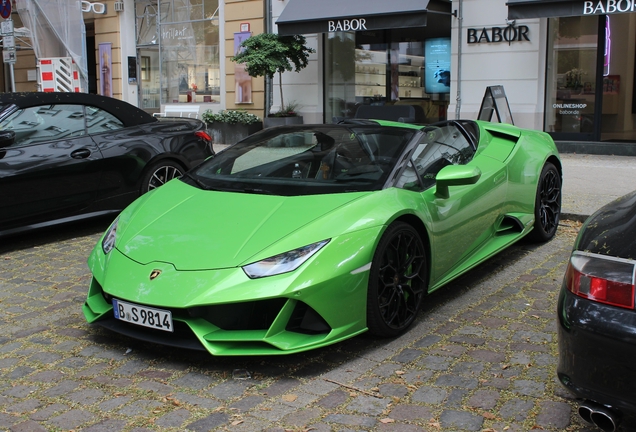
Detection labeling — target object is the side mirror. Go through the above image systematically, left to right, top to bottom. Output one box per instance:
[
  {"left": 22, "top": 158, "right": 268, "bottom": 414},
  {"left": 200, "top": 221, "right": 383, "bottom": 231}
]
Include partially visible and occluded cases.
[
  {"left": 0, "top": 130, "right": 15, "bottom": 149},
  {"left": 435, "top": 165, "right": 482, "bottom": 199}
]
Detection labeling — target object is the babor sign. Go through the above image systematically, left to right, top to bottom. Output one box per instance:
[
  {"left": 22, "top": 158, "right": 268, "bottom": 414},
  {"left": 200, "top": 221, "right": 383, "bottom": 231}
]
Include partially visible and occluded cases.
[
  {"left": 583, "top": 0, "right": 636, "bottom": 14},
  {"left": 328, "top": 19, "right": 368, "bottom": 32},
  {"left": 467, "top": 23, "right": 530, "bottom": 45}
]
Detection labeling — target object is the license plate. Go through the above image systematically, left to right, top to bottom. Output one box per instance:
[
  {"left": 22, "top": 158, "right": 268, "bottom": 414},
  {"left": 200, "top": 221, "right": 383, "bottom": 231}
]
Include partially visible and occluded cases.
[{"left": 112, "top": 299, "right": 173, "bottom": 333}]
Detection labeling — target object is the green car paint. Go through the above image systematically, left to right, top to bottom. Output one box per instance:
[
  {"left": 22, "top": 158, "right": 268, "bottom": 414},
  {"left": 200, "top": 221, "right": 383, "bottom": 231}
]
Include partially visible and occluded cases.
[{"left": 83, "top": 120, "right": 561, "bottom": 355}]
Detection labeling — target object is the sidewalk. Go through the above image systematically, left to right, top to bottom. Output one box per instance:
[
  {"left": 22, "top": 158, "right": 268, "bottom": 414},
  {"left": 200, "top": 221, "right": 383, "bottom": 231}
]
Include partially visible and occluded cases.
[{"left": 560, "top": 153, "right": 636, "bottom": 220}]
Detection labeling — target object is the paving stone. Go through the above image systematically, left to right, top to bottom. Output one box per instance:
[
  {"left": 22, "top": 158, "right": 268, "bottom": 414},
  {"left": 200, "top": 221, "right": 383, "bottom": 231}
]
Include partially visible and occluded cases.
[
  {"left": 413, "top": 334, "right": 441, "bottom": 348},
  {"left": 392, "top": 349, "right": 422, "bottom": 363},
  {"left": 468, "top": 349, "right": 506, "bottom": 363},
  {"left": 417, "top": 355, "right": 452, "bottom": 371},
  {"left": 6, "top": 366, "right": 35, "bottom": 379},
  {"left": 172, "top": 371, "right": 214, "bottom": 390},
  {"left": 434, "top": 374, "right": 478, "bottom": 389},
  {"left": 261, "top": 377, "right": 301, "bottom": 397},
  {"left": 512, "top": 379, "right": 545, "bottom": 397},
  {"left": 44, "top": 380, "right": 80, "bottom": 397},
  {"left": 137, "top": 380, "right": 174, "bottom": 395},
  {"left": 208, "top": 380, "right": 251, "bottom": 400},
  {"left": 379, "top": 383, "right": 408, "bottom": 398},
  {"left": 3, "top": 385, "right": 38, "bottom": 398},
  {"left": 411, "top": 386, "right": 448, "bottom": 404},
  {"left": 68, "top": 388, "right": 105, "bottom": 405},
  {"left": 317, "top": 389, "right": 349, "bottom": 409},
  {"left": 467, "top": 389, "right": 500, "bottom": 410},
  {"left": 173, "top": 392, "right": 221, "bottom": 410},
  {"left": 228, "top": 395, "right": 265, "bottom": 412},
  {"left": 346, "top": 395, "right": 390, "bottom": 415},
  {"left": 98, "top": 396, "right": 132, "bottom": 412},
  {"left": 6, "top": 398, "right": 42, "bottom": 414},
  {"left": 500, "top": 398, "right": 534, "bottom": 421},
  {"left": 118, "top": 400, "right": 162, "bottom": 417},
  {"left": 536, "top": 400, "right": 572, "bottom": 429},
  {"left": 30, "top": 403, "right": 68, "bottom": 421},
  {"left": 252, "top": 403, "right": 297, "bottom": 421},
  {"left": 389, "top": 403, "right": 433, "bottom": 421},
  {"left": 282, "top": 406, "right": 322, "bottom": 427},
  {"left": 48, "top": 408, "right": 96, "bottom": 429},
  {"left": 156, "top": 408, "right": 191, "bottom": 428},
  {"left": 440, "top": 410, "right": 484, "bottom": 431},
  {"left": 186, "top": 412, "right": 229, "bottom": 431},
  {"left": 324, "top": 413, "right": 376, "bottom": 427},
  {"left": 81, "top": 419, "right": 128, "bottom": 431},
  {"left": 10, "top": 420, "right": 47, "bottom": 432},
  {"left": 376, "top": 423, "right": 426, "bottom": 431}
]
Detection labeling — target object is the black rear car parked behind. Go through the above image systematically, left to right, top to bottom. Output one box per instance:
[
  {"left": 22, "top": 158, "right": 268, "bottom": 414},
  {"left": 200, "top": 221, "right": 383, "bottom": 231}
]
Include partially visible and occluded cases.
[
  {"left": 0, "top": 92, "right": 213, "bottom": 237},
  {"left": 558, "top": 190, "right": 636, "bottom": 432}
]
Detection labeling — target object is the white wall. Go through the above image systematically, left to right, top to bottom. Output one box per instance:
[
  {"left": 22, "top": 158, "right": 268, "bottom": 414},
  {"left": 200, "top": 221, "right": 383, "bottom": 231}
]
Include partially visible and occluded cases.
[
  {"left": 271, "top": 0, "right": 323, "bottom": 123},
  {"left": 449, "top": 0, "right": 547, "bottom": 130}
]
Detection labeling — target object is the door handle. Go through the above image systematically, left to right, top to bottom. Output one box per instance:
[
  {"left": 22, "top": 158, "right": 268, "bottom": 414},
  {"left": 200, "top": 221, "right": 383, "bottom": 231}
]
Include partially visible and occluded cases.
[{"left": 71, "top": 148, "right": 91, "bottom": 159}]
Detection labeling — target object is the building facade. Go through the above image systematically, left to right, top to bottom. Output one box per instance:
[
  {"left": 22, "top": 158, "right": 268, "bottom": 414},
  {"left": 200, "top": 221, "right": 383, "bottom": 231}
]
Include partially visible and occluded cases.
[{"left": 3, "top": 0, "right": 636, "bottom": 146}]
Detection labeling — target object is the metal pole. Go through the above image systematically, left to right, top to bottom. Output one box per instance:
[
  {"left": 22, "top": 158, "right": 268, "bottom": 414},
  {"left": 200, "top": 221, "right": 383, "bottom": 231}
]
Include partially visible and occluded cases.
[{"left": 9, "top": 62, "right": 15, "bottom": 91}]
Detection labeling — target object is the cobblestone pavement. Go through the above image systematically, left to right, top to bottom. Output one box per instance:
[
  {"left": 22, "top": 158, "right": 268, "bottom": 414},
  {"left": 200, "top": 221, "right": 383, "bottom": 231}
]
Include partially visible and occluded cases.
[{"left": 0, "top": 221, "right": 601, "bottom": 432}]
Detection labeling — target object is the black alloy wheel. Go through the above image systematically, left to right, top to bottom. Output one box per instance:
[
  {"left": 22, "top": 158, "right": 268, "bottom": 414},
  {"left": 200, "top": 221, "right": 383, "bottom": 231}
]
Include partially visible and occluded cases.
[
  {"left": 141, "top": 161, "right": 184, "bottom": 193},
  {"left": 528, "top": 162, "right": 561, "bottom": 242},
  {"left": 367, "top": 222, "right": 427, "bottom": 337}
]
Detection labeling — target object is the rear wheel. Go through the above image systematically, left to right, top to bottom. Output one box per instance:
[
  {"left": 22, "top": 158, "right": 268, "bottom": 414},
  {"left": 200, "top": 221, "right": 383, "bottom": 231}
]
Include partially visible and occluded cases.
[
  {"left": 141, "top": 160, "right": 184, "bottom": 194},
  {"left": 527, "top": 162, "right": 561, "bottom": 242},
  {"left": 367, "top": 222, "right": 427, "bottom": 337}
]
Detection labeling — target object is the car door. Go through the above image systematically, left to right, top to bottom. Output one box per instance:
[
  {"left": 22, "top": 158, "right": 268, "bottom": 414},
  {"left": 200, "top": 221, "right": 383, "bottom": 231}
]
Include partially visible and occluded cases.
[
  {"left": 0, "top": 104, "right": 104, "bottom": 230},
  {"left": 396, "top": 121, "right": 508, "bottom": 285}
]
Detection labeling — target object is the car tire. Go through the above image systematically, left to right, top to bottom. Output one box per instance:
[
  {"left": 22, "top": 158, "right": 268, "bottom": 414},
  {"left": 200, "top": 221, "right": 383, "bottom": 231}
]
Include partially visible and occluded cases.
[
  {"left": 141, "top": 160, "right": 184, "bottom": 194},
  {"left": 527, "top": 161, "right": 561, "bottom": 243},
  {"left": 367, "top": 222, "right": 427, "bottom": 338}
]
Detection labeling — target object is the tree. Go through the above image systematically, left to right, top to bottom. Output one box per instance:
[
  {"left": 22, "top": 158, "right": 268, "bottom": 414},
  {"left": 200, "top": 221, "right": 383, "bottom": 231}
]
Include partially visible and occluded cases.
[{"left": 231, "top": 33, "right": 315, "bottom": 115}]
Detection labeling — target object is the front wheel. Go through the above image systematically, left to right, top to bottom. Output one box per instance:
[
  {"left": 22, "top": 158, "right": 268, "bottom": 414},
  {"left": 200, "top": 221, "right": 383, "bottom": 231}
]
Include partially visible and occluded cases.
[
  {"left": 141, "top": 160, "right": 184, "bottom": 194},
  {"left": 527, "top": 162, "right": 561, "bottom": 243},
  {"left": 367, "top": 222, "right": 427, "bottom": 337}
]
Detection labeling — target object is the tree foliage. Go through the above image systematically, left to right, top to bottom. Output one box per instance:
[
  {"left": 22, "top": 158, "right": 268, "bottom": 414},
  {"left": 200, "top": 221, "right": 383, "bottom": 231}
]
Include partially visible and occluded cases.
[{"left": 231, "top": 33, "right": 315, "bottom": 113}]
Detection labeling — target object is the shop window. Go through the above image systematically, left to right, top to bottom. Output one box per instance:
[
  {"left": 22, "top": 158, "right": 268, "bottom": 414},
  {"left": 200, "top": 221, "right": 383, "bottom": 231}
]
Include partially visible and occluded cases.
[
  {"left": 159, "top": 0, "right": 220, "bottom": 105},
  {"left": 325, "top": 28, "right": 450, "bottom": 125}
]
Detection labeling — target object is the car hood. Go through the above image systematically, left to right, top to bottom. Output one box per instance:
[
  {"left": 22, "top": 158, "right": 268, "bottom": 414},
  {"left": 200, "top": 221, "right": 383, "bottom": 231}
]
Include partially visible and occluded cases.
[{"left": 116, "top": 180, "right": 369, "bottom": 270}]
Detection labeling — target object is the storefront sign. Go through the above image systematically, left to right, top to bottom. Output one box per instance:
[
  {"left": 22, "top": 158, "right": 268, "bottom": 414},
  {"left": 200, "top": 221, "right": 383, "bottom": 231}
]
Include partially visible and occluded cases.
[
  {"left": 583, "top": 0, "right": 636, "bottom": 15},
  {"left": 81, "top": 1, "right": 106, "bottom": 14},
  {"left": 328, "top": 18, "right": 367, "bottom": 32},
  {"left": 467, "top": 24, "right": 530, "bottom": 45}
]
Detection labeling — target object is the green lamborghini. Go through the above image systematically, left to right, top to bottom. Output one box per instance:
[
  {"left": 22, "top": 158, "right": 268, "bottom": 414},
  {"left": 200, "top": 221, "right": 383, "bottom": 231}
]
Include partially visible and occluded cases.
[{"left": 83, "top": 119, "right": 561, "bottom": 355}]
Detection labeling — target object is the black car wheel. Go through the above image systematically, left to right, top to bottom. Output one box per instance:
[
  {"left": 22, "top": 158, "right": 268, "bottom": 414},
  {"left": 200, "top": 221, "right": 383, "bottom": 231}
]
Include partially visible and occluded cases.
[
  {"left": 141, "top": 161, "right": 184, "bottom": 193},
  {"left": 528, "top": 161, "right": 561, "bottom": 242},
  {"left": 367, "top": 222, "right": 427, "bottom": 337}
]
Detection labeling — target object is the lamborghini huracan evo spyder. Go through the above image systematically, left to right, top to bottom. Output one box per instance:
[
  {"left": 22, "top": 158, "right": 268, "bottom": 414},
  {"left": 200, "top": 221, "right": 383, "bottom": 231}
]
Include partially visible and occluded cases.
[{"left": 83, "top": 119, "right": 562, "bottom": 355}]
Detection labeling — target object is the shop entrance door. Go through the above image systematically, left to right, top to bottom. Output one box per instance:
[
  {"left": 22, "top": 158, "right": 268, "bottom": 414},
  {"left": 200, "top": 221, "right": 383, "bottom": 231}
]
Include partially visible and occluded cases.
[
  {"left": 545, "top": 15, "right": 600, "bottom": 141},
  {"left": 137, "top": 48, "right": 160, "bottom": 115}
]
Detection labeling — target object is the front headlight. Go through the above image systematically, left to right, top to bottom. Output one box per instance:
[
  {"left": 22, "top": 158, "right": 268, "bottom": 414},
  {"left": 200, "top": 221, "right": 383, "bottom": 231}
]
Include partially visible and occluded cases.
[
  {"left": 102, "top": 217, "right": 120, "bottom": 254},
  {"left": 242, "top": 240, "right": 330, "bottom": 279}
]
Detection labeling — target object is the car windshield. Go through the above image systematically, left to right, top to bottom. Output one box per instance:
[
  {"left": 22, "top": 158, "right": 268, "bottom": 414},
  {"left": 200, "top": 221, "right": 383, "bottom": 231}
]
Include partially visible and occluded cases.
[{"left": 184, "top": 125, "right": 416, "bottom": 196}]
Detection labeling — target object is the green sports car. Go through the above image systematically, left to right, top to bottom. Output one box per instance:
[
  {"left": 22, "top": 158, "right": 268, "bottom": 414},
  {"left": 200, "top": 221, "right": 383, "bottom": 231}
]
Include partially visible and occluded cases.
[{"left": 83, "top": 119, "right": 561, "bottom": 355}]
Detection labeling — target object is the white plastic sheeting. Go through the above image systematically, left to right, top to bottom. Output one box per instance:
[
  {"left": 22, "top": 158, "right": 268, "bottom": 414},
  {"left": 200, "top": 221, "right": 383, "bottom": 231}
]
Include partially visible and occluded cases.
[{"left": 16, "top": 0, "right": 88, "bottom": 92}]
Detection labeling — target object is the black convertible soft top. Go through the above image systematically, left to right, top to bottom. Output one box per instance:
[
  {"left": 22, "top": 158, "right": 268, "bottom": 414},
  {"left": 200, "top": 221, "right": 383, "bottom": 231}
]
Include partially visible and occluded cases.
[{"left": 0, "top": 92, "right": 158, "bottom": 128}]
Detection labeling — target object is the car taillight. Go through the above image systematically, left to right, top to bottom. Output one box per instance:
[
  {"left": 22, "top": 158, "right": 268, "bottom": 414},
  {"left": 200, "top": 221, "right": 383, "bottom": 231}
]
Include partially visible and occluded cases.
[
  {"left": 195, "top": 130, "right": 212, "bottom": 142},
  {"left": 566, "top": 251, "right": 636, "bottom": 309}
]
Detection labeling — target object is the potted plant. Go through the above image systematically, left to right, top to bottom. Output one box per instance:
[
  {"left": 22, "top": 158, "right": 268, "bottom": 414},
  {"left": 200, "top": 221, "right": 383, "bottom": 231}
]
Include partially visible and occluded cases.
[
  {"left": 231, "top": 33, "right": 315, "bottom": 128},
  {"left": 201, "top": 109, "right": 262, "bottom": 145}
]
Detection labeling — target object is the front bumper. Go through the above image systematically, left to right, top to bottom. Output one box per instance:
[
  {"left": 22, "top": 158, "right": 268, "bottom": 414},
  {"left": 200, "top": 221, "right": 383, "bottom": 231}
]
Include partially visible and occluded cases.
[
  {"left": 83, "top": 231, "right": 377, "bottom": 355},
  {"left": 557, "top": 285, "right": 636, "bottom": 417}
]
